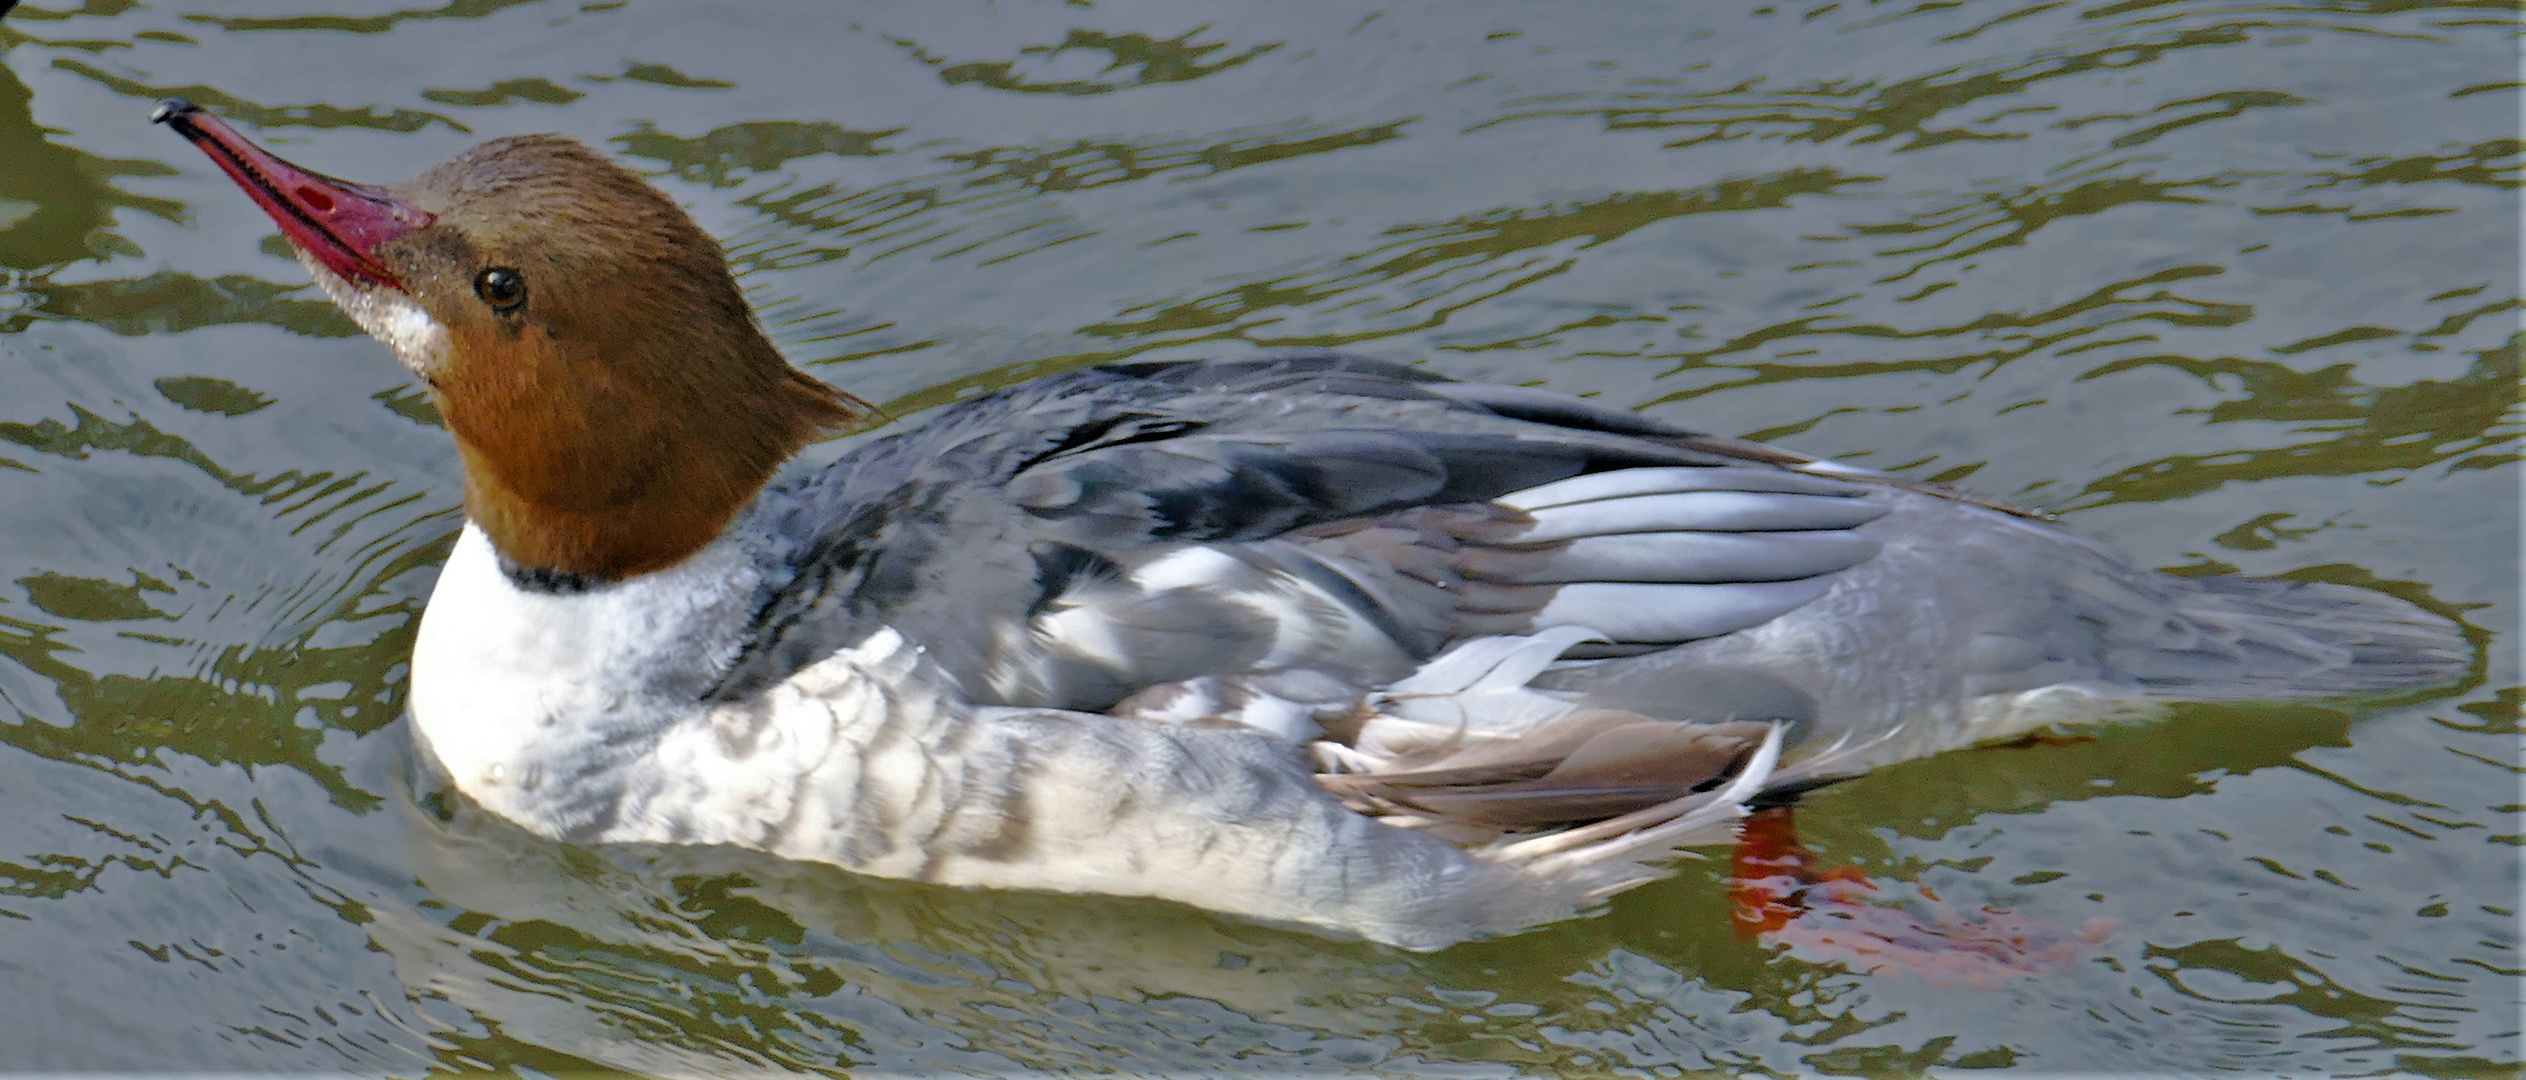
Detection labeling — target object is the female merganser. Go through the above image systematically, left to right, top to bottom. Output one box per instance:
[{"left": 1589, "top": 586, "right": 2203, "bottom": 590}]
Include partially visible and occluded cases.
[{"left": 152, "top": 98, "right": 2467, "bottom": 951}]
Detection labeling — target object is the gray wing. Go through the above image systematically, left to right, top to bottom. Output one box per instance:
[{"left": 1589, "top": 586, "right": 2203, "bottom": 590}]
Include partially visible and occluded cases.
[
  {"left": 708, "top": 351, "right": 2463, "bottom": 848},
  {"left": 708, "top": 353, "right": 1890, "bottom": 713}
]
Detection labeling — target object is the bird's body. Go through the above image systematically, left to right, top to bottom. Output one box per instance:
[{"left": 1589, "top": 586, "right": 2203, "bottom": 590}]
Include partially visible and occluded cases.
[{"left": 157, "top": 100, "right": 2468, "bottom": 949}]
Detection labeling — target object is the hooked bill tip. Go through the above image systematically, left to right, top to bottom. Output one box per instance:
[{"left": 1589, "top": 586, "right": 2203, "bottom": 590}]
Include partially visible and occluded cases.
[{"left": 150, "top": 97, "right": 197, "bottom": 125}]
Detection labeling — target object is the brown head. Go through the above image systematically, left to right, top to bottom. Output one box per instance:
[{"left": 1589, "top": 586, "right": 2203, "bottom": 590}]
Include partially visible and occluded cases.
[{"left": 153, "top": 99, "right": 865, "bottom": 583}]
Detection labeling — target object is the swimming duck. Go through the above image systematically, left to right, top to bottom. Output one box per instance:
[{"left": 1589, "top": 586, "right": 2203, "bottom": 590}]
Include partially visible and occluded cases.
[{"left": 153, "top": 98, "right": 2467, "bottom": 950}]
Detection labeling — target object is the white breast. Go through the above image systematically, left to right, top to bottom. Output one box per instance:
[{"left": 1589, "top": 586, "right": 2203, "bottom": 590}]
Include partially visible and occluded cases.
[
  {"left": 409, "top": 525, "right": 1017, "bottom": 882},
  {"left": 408, "top": 526, "right": 766, "bottom": 835}
]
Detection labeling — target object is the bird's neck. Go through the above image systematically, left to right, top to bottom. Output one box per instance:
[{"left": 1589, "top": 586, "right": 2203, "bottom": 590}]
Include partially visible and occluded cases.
[{"left": 432, "top": 329, "right": 857, "bottom": 586}]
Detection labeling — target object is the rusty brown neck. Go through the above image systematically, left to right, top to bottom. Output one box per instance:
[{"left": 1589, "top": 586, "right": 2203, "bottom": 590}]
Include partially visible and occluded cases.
[{"left": 433, "top": 311, "right": 856, "bottom": 587}]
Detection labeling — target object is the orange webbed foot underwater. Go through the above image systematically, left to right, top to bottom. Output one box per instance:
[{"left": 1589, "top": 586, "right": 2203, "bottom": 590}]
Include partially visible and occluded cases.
[{"left": 1731, "top": 807, "right": 2116, "bottom": 988}]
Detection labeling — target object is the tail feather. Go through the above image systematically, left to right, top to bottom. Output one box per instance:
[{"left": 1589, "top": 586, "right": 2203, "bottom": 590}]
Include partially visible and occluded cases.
[{"left": 2121, "top": 577, "right": 2468, "bottom": 700}]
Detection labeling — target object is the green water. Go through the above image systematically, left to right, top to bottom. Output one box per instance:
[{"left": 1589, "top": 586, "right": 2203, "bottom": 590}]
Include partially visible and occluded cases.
[{"left": 0, "top": 1, "right": 2516, "bottom": 1074}]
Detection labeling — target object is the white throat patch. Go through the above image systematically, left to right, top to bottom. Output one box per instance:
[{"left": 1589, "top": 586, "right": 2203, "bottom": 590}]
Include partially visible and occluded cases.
[{"left": 296, "top": 250, "right": 450, "bottom": 378}]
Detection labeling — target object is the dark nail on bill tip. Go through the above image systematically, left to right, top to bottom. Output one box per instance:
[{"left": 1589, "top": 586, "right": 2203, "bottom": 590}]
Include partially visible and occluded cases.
[{"left": 150, "top": 98, "right": 197, "bottom": 125}]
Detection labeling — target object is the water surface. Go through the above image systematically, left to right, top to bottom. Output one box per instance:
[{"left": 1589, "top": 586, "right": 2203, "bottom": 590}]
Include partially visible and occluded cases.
[{"left": 0, "top": 0, "right": 2518, "bottom": 1074}]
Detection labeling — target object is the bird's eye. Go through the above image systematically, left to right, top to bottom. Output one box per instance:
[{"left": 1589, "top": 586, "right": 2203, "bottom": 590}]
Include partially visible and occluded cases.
[{"left": 473, "top": 267, "right": 527, "bottom": 312}]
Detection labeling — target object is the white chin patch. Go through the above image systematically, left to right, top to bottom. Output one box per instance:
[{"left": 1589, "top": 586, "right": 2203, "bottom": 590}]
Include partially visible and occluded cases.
[{"left": 295, "top": 250, "right": 450, "bottom": 378}]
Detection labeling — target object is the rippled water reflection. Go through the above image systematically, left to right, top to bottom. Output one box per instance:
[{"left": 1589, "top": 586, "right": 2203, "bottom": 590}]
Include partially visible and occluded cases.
[{"left": 1, "top": 0, "right": 2516, "bottom": 1074}]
